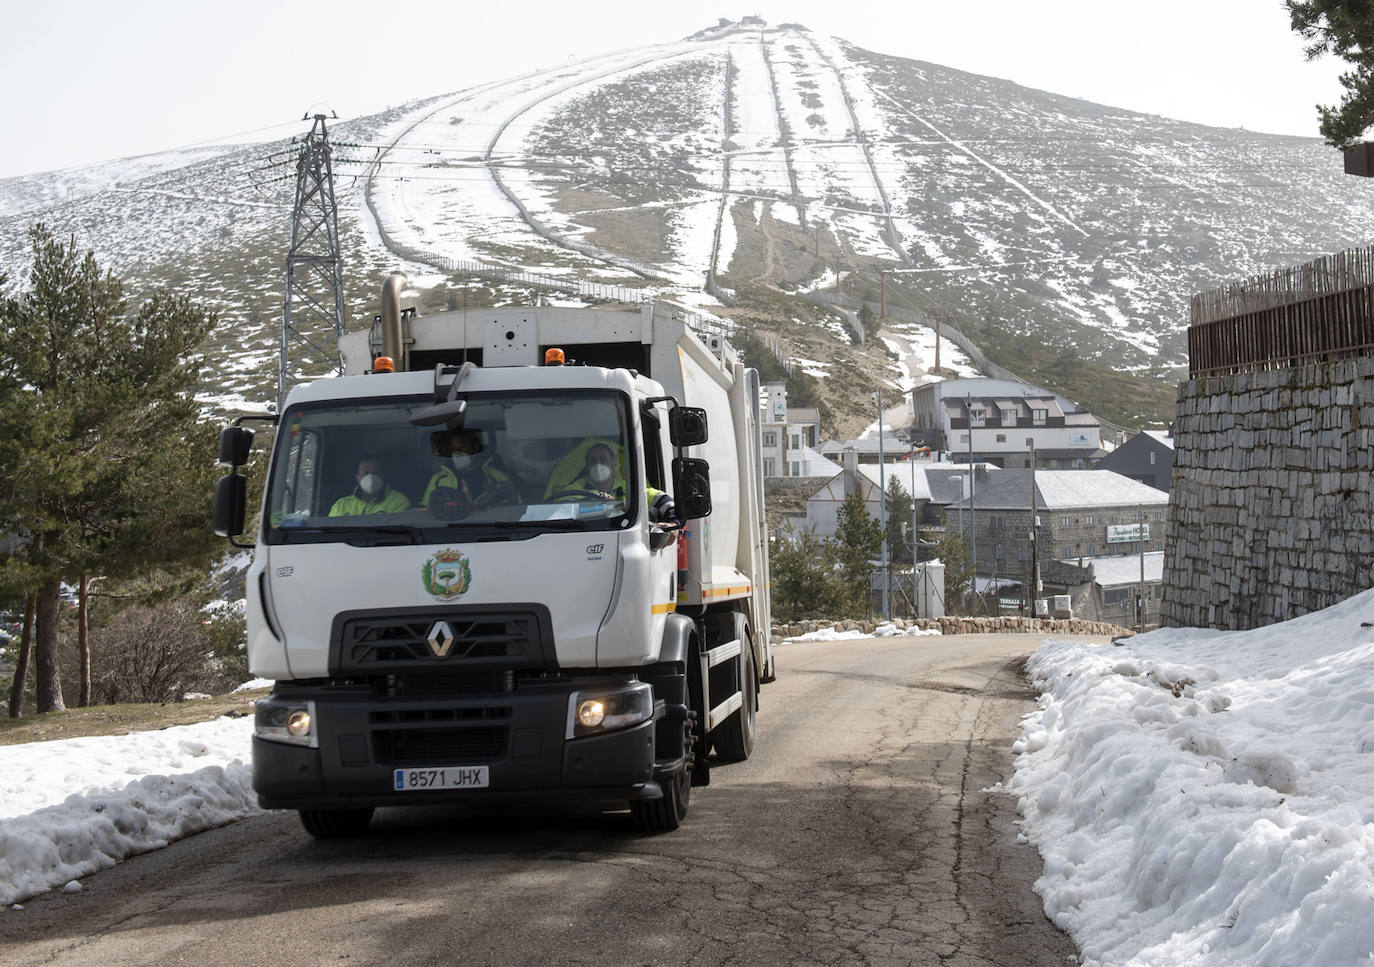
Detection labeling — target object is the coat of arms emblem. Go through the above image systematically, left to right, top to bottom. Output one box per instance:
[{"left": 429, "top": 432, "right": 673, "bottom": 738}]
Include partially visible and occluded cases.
[{"left": 422, "top": 548, "right": 472, "bottom": 600}]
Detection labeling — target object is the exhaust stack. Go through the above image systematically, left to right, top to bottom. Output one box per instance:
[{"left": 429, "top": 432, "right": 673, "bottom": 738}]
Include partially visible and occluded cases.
[{"left": 380, "top": 273, "right": 408, "bottom": 367}]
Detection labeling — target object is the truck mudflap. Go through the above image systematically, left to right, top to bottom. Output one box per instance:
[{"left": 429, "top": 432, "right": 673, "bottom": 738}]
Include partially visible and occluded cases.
[{"left": 251, "top": 685, "right": 659, "bottom": 811}]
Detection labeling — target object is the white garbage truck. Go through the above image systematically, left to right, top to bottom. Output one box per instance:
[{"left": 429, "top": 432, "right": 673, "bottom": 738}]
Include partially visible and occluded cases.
[{"left": 214, "top": 278, "right": 772, "bottom": 836}]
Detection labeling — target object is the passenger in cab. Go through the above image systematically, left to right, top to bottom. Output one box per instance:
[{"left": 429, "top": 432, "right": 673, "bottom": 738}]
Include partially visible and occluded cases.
[
  {"left": 545, "top": 439, "right": 677, "bottom": 523},
  {"left": 329, "top": 458, "right": 411, "bottom": 516}
]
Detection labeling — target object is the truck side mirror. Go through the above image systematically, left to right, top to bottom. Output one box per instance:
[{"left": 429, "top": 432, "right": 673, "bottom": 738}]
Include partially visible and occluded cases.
[
  {"left": 669, "top": 407, "right": 708, "bottom": 447},
  {"left": 218, "top": 426, "right": 255, "bottom": 467},
  {"left": 672, "top": 456, "right": 712, "bottom": 519},
  {"left": 214, "top": 473, "right": 247, "bottom": 539}
]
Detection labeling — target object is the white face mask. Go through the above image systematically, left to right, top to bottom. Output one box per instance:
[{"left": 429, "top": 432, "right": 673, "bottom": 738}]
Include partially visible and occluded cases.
[
  {"left": 451, "top": 454, "right": 473, "bottom": 471},
  {"left": 589, "top": 462, "right": 613, "bottom": 486},
  {"left": 359, "top": 473, "right": 383, "bottom": 496}
]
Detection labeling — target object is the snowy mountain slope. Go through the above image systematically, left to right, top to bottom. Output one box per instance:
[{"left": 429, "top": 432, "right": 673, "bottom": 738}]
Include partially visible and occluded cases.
[
  {"left": 1, "top": 19, "right": 1369, "bottom": 419},
  {"left": 360, "top": 20, "right": 1373, "bottom": 375}
]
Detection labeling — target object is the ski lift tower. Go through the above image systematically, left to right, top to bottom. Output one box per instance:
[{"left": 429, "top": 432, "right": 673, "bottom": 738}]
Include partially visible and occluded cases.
[{"left": 280, "top": 112, "right": 346, "bottom": 407}]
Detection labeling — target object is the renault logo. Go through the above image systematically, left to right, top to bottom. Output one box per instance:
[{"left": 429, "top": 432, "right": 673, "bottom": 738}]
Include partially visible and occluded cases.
[{"left": 426, "top": 620, "right": 456, "bottom": 658}]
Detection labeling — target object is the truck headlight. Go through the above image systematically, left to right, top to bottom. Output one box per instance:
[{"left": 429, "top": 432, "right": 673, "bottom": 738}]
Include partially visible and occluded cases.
[
  {"left": 567, "top": 683, "right": 653, "bottom": 739},
  {"left": 256, "top": 698, "right": 318, "bottom": 748}
]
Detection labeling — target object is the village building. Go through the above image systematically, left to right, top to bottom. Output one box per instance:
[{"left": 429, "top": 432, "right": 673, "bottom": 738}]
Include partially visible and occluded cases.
[
  {"left": 909, "top": 377, "right": 1105, "bottom": 469},
  {"left": 759, "top": 380, "right": 822, "bottom": 478},
  {"left": 1094, "top": 428, "right": 1175, "bottom": 492},
  {"left": 945, "top": 468, "right": 1168, "bottom": 622}
]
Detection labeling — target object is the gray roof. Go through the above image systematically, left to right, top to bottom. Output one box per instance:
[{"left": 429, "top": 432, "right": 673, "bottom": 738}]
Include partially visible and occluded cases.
[
  {"left": 944, "top": 395, "right": 1070, "bottom": 421},
  {"left": 1063, "top": 411, "right": 1101, "bottom": 426},
  {"left": 818, "top": 436, "right": 907, "bottom": 455},
  {"left": 793, "top": 445, "right": 842, "bottom": 477},
  {"left": 856, "top": 462, "right": 933, "bottom": 501},
  {"left": 924, "top": 465, "right": 976, "bottom": 503},
  {"left": 949, "top": 469, "right": 1168, "bottom": 511},
  {"left": 1085, "top": 551, "right": 1165, "bottom": 587}
]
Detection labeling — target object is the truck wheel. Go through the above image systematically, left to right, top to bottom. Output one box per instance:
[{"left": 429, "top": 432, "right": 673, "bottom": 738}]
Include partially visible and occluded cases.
[
  {"left": 712, "top": 624, "right": 756, "bottom": 763},
  {"left": 631, "top": 710, "right": 695, "bottom": 831},
  {"left": 298, "top": 807, "right": 374, "bottom": 838}
]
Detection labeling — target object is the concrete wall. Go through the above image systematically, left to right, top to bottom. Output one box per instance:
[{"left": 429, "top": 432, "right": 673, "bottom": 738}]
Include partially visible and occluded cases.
[{"left": 1162, "top": 357, "right": 1374, "bottom": 630}]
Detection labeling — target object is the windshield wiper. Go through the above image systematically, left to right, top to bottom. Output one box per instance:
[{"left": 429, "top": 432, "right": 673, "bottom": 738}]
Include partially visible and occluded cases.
[
  {"left": 441, "top": 519, "right": 595, "bottom": 531},
  {"left": 308, "top": 524, "right": 424, "bottom": 545}
]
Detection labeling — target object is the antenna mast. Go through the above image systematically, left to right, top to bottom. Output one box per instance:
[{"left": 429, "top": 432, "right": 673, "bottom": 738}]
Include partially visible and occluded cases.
[{"left": 280, "top": 112, "right": 346, "bottom": 406}]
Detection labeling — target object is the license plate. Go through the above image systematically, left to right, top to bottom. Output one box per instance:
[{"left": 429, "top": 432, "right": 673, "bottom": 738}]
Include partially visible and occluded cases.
[{"left": 393, "top": 766, "right": 490, "bottom": 791}]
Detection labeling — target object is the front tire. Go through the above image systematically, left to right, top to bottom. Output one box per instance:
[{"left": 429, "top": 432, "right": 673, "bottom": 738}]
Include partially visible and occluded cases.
[
  {"left": 631, "top": 710, "right": 695, "bottom": 831},
  {"left": 298, "top": 807, "right": 374, "bottom": 838}
]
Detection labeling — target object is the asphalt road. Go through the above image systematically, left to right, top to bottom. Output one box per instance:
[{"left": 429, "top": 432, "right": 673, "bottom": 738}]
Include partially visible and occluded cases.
[{"left": 1, "top": 633, "right": 1089, "bottom": 966}]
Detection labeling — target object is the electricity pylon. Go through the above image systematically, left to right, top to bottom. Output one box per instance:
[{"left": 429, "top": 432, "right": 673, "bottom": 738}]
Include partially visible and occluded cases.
[{"left": 280, "top": 112, "right": 345, "bottom": 407}]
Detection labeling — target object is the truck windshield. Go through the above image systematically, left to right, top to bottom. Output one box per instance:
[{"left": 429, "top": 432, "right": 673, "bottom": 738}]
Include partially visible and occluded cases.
[{"left": 263, "top": 390, "right": 636, "bottom": 544}]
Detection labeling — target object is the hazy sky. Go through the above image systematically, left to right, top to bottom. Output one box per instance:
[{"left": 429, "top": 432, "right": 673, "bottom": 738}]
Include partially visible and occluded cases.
[{"left": 0, "top": 0, "right": 1350, "bottom": 179}]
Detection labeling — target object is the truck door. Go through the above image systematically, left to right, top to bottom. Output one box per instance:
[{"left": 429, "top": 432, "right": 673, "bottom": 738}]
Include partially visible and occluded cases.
[{"left": 642, "top": 407, "right": 678, "bottom": 614}]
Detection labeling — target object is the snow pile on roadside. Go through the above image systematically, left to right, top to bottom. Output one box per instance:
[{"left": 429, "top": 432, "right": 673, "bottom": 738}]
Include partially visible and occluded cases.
[
  {"left": 1010, "top": 587, "right": 1374, "bottom": 965},
  {"left": 784, "top": 622, "right": 942, "bottom": 643},
  {"left": 873, "top": 622, "right": 941, "bottom": 638},
  {"left": 0, "top": 716, "right": 257, "bottom": 906}
]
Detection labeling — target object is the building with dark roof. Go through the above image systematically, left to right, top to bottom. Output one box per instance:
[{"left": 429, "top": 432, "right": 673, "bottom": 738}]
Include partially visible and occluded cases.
[
  {"left": 910, "top": 377, "right": 1105, "bottom": 469},
  {"left": 1094, "top": 429, "right": 1175, "bottom": 492}
]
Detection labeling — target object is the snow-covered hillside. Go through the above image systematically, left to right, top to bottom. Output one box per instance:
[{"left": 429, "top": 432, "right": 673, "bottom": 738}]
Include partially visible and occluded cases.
[{"left": 1, "top": 18, "right": 1369, "bottom": 411}]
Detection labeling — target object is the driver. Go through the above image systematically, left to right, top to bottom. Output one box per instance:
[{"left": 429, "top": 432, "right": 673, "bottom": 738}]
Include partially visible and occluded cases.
[
  {"left": 423, "top": 428, "right": 518, "bottom": 509},
  {"left": 329, "top": 458, "right": 411, "bottom": 516}
]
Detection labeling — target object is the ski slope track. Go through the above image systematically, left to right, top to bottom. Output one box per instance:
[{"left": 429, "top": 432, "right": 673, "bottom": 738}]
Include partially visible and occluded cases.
[
  {"left": 364, "top": 25, "right": 934, "bottom": 300},
  {"left": 367, "top": 43, "right": 708, "bottom": 285}
]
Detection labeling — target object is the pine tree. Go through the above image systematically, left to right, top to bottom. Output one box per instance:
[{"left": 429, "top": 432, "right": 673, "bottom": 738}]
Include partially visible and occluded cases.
[
  {"left": 1287, "top": 0, "right": 1374, "bottom": 146},
  {"left": 0, "top": 225, "right": 219, "bottom": 713},
  {"left": 884, "top": 476, "right": 914, "bottom": 565},
  {"left": 834, "top": 492, "right": 883, "bottom": 616},
  {"left": 769, "top": 524, "right": 844, "bottom": 622},
  {"left": 934, "top": 524, "right": 973, "bottom": 615}
]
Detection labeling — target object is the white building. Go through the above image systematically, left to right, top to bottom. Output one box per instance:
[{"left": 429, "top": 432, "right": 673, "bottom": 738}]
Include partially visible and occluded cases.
[
  {"left": 910, "top": 377, "right": 1103, "bottom": 469},
  {"left": 760, "top": 381, "right": 822, "bottom": 478}
]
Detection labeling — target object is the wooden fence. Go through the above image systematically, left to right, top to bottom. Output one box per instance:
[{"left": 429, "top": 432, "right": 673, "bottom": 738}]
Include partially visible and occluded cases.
[{"left": 1189, "top": 246, "right": 1374, "bottom": 377}]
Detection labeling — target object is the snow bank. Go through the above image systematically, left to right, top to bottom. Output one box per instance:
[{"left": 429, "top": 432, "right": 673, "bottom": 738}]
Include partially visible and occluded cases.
[
  {"left": 1010, "top": 587, "right": 1374, "bottom": 965},
  {"left": 0, "top": 716, "right": 258, "bottom": 905}
]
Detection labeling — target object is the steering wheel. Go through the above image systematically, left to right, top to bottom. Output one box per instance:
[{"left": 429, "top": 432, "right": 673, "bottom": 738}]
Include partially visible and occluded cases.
[
  {"left": 428, "top": 486, "right": 473, "bottom": 521},
  {"left": 547, "top": 489, "right": 610, "bottom": 502}
]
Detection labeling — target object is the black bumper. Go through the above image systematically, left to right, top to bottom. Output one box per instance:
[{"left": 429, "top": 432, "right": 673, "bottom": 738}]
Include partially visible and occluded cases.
[{"left": 252, "top": 684, "right": 658, "bottom": 811}]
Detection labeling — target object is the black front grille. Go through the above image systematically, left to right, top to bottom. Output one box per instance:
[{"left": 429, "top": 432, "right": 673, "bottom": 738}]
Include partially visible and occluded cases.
[
  {"left": 334, "top": 609, "right": 550, "bottom": 674},
  {"left": 376, "top": 726, "right": 507, "bottom": 764}
]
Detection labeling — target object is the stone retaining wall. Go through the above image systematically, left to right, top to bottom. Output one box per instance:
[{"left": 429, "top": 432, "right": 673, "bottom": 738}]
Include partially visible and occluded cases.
[
  {"left": 1162, "top": 356, "right": 1374, "bottom": 630},
  {"left": 770, "top": 616, "right": 1131, "bottom": 642}
]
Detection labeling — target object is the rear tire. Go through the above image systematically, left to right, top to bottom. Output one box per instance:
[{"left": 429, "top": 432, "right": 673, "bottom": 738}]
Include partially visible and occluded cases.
[
  {"left": 712, "top": 624, "right": 756, "bottom": 763},
  {"left": 631, "top": 710, "right": 695, "bottom": 831},
  {"left": 298, "top": 807, "right": 374, "bottom": 838}
]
